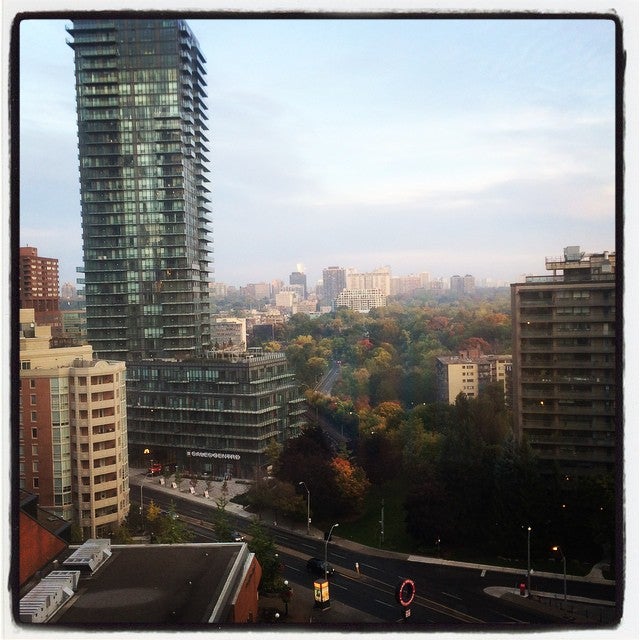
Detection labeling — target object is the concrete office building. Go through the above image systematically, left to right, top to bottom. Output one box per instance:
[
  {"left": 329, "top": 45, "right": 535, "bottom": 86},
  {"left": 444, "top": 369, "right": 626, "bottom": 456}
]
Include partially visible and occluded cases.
[
  {"left": 67, "top": 19, "right": 212, "bottom": 361},
  {"left": 510, "top": 246, "right": 617, "bottom": 475},
  {"left": 19, "top": 310, "right": 130, "bottom": 539}
]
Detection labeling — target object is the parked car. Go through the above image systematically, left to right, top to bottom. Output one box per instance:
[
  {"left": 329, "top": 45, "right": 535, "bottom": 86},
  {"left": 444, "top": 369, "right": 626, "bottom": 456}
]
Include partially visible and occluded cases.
[
  {"left": 232, "top": 531, "right": 245, "bottom": 542},
  {"left": 306, "top": 557, "right": 334, "bottom": 577}
]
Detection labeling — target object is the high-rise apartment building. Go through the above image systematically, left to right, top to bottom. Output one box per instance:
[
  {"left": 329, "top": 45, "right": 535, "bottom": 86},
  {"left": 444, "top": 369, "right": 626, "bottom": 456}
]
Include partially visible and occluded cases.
[
  {"left": 67, "top": 19, "right": 212, "bottom": 361},
  {"left": 68, "top": 19, "right": 306, "bottom": 478},
  {"left": 19, "top": 247, "right": 62, "bottom": 332},
  {"left": 511, "top": 247, "right": 617, "bottom": 476},
  {"left": 322, "top": 266, "right": 346, "bottom": 308},
  {"left": 346, "top": 266, "right": 392, "bottom": 296},
  {"left": 289, "top": 270, "right": 307, "bottom": 299},
  {"left": 450, "top": 274, "right": 475, "bottom": 297},
  {"left": 335, "top": 288, "right": 387, "bottom": 313},
  {"left": 19, "top": 310, "right": 130, "bottom": 539},
  {"left": 436, "top": 353, "right": 512, "bottom": 404}
]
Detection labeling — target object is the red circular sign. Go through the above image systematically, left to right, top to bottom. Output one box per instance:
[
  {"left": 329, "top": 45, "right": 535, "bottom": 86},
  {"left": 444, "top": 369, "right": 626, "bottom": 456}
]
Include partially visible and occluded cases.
[{"left": 395, "top": 578, "right": 416, "bottom": 607}]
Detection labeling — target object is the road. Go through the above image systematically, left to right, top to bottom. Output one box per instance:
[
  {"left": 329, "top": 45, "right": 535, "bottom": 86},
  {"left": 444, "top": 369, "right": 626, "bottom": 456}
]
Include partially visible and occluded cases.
[{"left": 134, "top": 483, "right": 616, "bottom": 626}]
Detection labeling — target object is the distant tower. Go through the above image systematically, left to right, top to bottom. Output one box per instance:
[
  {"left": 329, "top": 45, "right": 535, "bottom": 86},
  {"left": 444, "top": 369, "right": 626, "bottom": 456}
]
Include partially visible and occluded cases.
[
  {"left": 67, "top": 19, "right": 212, "bottom": 361},
  {"left": 19, "top": 246, "right": 62, "bottom": 333},
  {"left": 322, "top": 266, "right": 346, "bottom": 308},
  {"left": 289, "top": 269, "right": 307, "bottom": 299},
  {"left": 463, "top": 274, "right": 475, "bottom": 295}
]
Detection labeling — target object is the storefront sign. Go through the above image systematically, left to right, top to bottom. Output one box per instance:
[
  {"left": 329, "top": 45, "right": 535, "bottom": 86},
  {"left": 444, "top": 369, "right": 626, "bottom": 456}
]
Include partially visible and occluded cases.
[{"left": 186, "top": 450, "right": 241, "bottom": 460}]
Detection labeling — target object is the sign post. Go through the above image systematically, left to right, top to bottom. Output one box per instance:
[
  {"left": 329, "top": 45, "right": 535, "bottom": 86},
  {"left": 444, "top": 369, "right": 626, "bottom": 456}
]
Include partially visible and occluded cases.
[{"left": 395, "top": 578, "right": 416, "bottom": 622}]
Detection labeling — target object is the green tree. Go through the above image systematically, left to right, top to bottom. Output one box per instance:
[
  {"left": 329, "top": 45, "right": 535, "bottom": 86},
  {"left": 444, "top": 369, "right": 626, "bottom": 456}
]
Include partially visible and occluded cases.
[
  {"left": 264, "top": 437, "right": 283, "bottom": 476},
  {"left": 245, "top": 477, "right": 274, "bottom": 520},
  {"left": 155, "top": 502, "right": 194, "bottom": 544},
  {"left": 213, "top": 504, "right": 233, "bottom": 542},
  {"left": 247, "top": 520, "right": 283, "bottom": 593},
  {"left": 112, "top": 523, "right": 133, "bottom": 544}
]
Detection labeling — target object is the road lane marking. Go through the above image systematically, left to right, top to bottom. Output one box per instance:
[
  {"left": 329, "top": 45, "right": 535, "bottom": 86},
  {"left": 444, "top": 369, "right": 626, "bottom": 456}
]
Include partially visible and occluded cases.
[
  {"left": 285, "top": 565, "right": 302, "bottom": 573},
  {"left": 442, "top": 592, "right": 463, "bottom": 601},
  {"left": 375, "top": 600, "right": 395, "bottom": 609},
  {"left": 489, "top": 610, "right": 526, "bottom": 623}
]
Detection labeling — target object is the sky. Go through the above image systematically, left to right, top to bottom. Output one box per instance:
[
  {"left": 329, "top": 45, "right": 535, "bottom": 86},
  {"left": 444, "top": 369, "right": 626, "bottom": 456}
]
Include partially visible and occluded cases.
[{"left": 17, "top": 11, "right": 619, "bottom": 289}]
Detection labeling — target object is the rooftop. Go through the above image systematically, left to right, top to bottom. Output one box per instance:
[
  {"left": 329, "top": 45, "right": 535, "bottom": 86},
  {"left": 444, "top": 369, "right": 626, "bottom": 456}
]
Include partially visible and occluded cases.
[{"left": 49, "top": 542, "right": 249, "bottom": 627}]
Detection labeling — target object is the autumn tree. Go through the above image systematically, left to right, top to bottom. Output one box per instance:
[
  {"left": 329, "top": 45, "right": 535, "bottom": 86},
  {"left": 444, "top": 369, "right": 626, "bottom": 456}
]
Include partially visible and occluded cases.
[{"left": 330, "top": 456, "right": 371, "bottom": 516}]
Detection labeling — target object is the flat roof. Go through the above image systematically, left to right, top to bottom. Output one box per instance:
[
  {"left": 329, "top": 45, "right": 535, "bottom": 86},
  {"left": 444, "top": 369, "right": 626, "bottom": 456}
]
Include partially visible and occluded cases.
[{"left": 52, "top": 543, "right": 245, "bottom": 627}]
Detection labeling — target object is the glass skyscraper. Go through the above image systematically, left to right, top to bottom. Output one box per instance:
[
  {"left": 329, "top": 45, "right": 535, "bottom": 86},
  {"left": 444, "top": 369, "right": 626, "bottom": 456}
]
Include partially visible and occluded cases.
[{"left": 67, "top": 19, "right": 211, "bottom": 361}]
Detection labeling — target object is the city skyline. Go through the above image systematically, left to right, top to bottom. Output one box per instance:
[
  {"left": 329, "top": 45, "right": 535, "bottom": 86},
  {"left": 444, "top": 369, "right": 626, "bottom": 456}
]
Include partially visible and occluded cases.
[{"left": 18, "top": 13, "right": 618, "bottom": 289}]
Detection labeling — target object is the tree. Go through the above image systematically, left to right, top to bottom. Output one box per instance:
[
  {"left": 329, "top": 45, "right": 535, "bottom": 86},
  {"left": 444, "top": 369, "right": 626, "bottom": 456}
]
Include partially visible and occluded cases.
[
  {"left": 356, "top": 428, "right": 402, "bottom": 485},
  {"left": 264, "top": 438, "right": 282, "bottom": 476},
  {"left": 330, "top": 456, "right": 370, "bottom": 516},
  {"left": 245, "top": 477, "right": 274, "bottom": 520},
  {"left": 405, "top": 477, "right": 455, "bottom": 548},
  {"left": 217, "top": 480, "right": 230, "bottom": 510},
  {"left": 146, "top": 499, "right": 162, "bottom": 529},
  {"left": 155, "top": 502, "right": 194, "bottom": 544},
  {"left": 213, "top": 503, "right": 233, "bottom": 542},
  {"left": 247, "top": 520, "right": 283, "bottom": 593},
  {"left": 112, "top": 523, "right": 133, "bottom": 544}
]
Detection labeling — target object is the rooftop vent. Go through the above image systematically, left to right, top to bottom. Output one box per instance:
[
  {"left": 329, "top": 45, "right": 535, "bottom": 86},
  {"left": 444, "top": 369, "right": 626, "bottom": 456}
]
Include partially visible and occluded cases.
[
  {"left": 63, "top": 538, "right": 112, "bottom": 573},
  {"left": 19, "top": 570, "right": 80, "bottom": 623}
]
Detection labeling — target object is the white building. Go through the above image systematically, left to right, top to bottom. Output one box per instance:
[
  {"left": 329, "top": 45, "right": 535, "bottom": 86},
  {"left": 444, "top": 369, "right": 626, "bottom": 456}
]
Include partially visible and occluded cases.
[
  {"left": 335, "top": 288, "right": 387, "bottom": 313},
  {"left": 211, "top": 317, "right": 247, "bottom": 352}
]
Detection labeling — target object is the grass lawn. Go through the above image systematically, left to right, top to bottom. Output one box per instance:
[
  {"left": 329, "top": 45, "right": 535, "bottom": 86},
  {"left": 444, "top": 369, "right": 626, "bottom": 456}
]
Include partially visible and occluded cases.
[{"left": 336, "top": 478, "right": 418, "bottom": 553}]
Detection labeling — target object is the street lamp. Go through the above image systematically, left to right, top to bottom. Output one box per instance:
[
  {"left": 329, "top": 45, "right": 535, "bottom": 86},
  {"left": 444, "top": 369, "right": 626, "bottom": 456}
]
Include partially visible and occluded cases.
[
  {"left": 141, "top": 448, "right": 151, "bottom": 516},
  {"left": 299, "top": 481, "right": 310, "bottom": 536},
  {"left": 324, "top": 523, "right": 339, "bottom": 581},
  {"left": 527, "top": 526, "right": 532, "bottom": 597},
  {"left": 552, "top": 545, "right": 567, "bottom": 604}
]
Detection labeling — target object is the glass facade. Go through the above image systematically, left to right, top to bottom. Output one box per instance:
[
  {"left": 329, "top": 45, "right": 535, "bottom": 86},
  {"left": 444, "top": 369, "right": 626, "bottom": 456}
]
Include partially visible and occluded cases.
[
  {"left": 68, "top": 19, "right": 211, "bottom": 361},
  {"left": 126, "top": 352, "right": 307, "bottom": 478}
]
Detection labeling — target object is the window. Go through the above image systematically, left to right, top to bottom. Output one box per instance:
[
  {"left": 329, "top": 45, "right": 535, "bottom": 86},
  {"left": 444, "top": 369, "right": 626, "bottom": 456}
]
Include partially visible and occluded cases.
[
  {"left": 30, "top": 379, "right": 36, "bottom": 388},
  {"left": 30, "top": 394, "right": 37, "bottom": 405},
  {"left": 30, "top": 411, "right": 37, "bottom": 422},
  {"left": 31, "top": 428, "right": 38, "bottom": 439},
  {"left": 32, "top": 445, "right": 38, "bottom": 456},
  {"left": 32, "top": 461, "right": 39, "bottom": 473},
  {"left": 33, "top": 478, "right": 39, "bottom": 489}
]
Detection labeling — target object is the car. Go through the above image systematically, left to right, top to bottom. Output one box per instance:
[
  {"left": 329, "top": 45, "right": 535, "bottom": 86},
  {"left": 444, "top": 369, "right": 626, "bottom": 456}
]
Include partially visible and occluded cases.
[
  {"left": 147, "top": 463, "right": 163, "bottom": 476},
  {"left": 231, "top": 531, "right": 245, "bottom": 542},
  {"left": 306, "top": 557, "right": 334, "bottom": 577}
]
